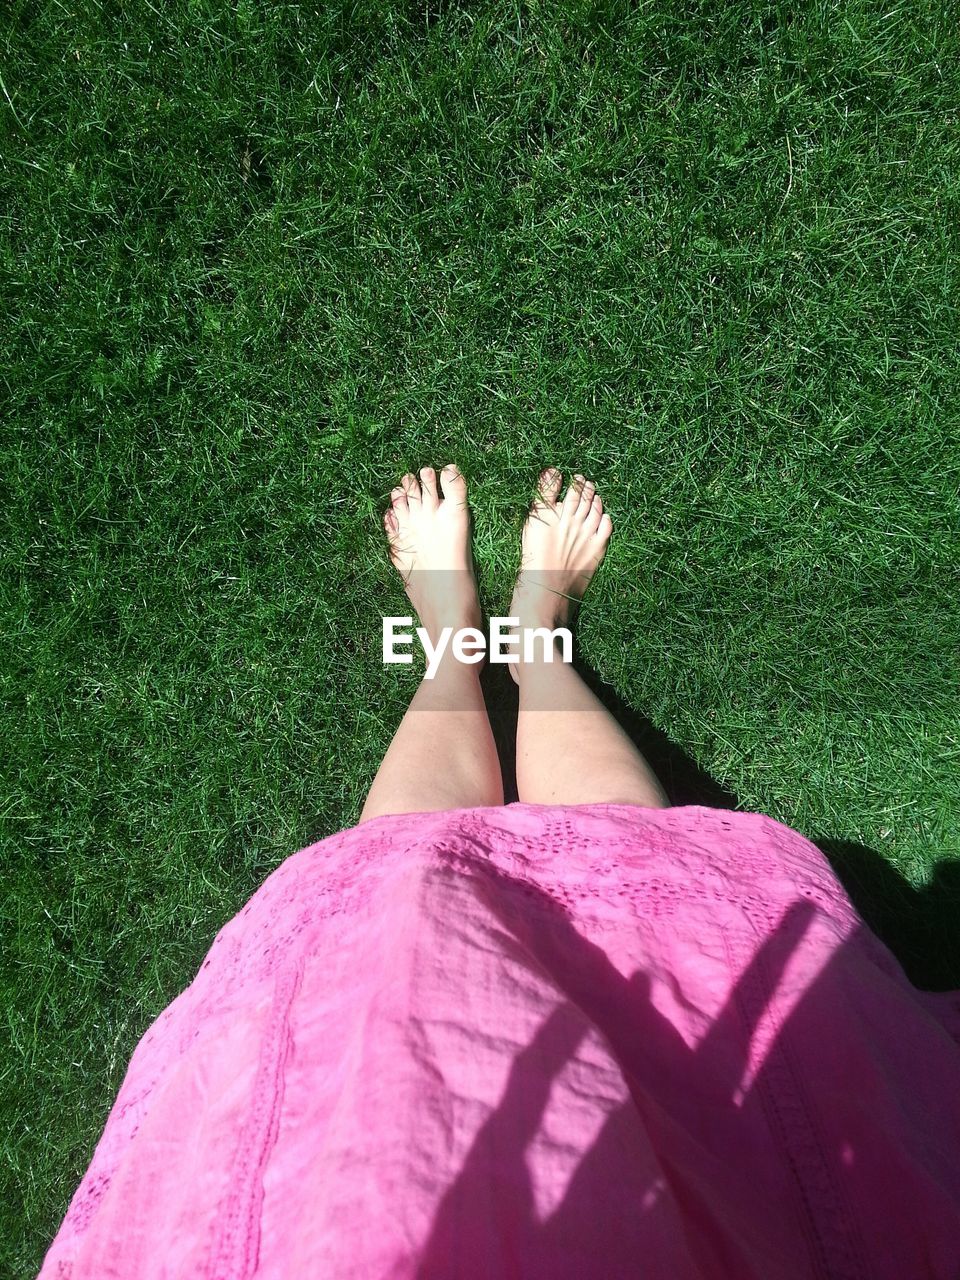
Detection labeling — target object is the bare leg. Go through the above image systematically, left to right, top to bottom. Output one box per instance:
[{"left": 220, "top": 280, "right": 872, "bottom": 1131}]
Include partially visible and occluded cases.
[
  {"left": 360, "top": 464, "right": 504, "bottom": 823},
  {"left": 510, "top": 469, "right": 668, "bottom": 808}
]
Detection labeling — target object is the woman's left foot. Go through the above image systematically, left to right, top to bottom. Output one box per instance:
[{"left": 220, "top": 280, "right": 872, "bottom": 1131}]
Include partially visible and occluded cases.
[
  {"left": 384, "top": 464, "right": 481, "bottom": 641},
  {"left": 507, "top": 468, "right": 612, "bottom": 682}
]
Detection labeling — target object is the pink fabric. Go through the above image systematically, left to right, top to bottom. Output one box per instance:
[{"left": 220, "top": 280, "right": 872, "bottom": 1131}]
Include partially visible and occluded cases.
[{"left": 40, "top": 802, "right": 960, "bottom": 1279}]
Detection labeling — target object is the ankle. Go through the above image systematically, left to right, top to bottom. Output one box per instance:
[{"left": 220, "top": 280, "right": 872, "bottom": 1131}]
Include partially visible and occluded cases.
[{"left": 508, "top": 620, "right": 574, "bottom": 683}]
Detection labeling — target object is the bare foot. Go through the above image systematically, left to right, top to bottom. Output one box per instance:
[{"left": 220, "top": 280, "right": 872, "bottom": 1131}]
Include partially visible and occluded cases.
[
  {"left": 384, "top": 464, "right": 480, "bottom": 642},
  {"left": 508, "top": 468, "right": 613, "bottom": 681}
]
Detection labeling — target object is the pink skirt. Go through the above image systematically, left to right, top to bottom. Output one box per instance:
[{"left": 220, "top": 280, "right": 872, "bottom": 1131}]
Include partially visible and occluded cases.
[{"left": 40, "top": 803, "right": 960, "bottom": 1279}]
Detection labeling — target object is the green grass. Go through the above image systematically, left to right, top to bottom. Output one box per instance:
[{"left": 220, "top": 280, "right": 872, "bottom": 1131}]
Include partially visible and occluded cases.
[{"left": 2, "top": 0, "right": 960, "bottom": 1270}]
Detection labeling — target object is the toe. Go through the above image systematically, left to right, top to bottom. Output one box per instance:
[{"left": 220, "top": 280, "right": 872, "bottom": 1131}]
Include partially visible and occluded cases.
[
  {"left": 438, "top": 462, "right": 467, "bottom": 504},
  {"left": 418, "top": 466, "right": 438, "bottom": 502},
  {"left": 537, "top": 467, "right": 562, "bottom": 505},
  {"left": 401, "top": 472, "right": 421, "bottom": 502},
  {"left": 562, "top": 473, "right": 586, "bottom": 515},
  {"left": 577, "top": 477, "right": 597, "bottom": 512},
  {"left": 390, "top": 485, "right": 408, "bottom": 512},
  {"left": 584, "top": 493, "right": 603, "bottom": 533},
  {"left": 384, "top": 508, "right": 399, "bottom": 536},
  {"left": 596, "top": 512, "right": 613, "bottom": 543}
]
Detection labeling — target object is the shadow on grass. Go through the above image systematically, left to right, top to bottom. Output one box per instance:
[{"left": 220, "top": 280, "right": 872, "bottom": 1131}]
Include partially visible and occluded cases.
[
  {"left": 480, "top": 657, "right": 960, "bottom": 992},
  {"left": 814, "top": 840, "right": 960, "bottom": 992}
]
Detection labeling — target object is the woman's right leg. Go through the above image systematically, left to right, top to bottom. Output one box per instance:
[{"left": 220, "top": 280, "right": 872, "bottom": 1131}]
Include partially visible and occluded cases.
[
  {"left": 359, "top": 464, "right": 504, "bottom": 823},
  {"left": 511, "top": 469, "right": 668, "bottom": 809}
]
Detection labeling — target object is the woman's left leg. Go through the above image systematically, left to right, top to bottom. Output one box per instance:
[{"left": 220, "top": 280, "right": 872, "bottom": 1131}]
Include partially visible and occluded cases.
[{"left": 360, "top": 465, "right": 504, "bottom": 822}]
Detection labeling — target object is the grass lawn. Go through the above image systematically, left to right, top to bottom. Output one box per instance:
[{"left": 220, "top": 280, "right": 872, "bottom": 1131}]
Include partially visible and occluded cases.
[{"left": 3, "top": 0, "right": 960, "bottom": 1270}]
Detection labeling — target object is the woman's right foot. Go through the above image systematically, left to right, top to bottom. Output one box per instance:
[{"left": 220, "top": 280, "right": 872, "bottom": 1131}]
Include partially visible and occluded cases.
[
  {"left": 383, "top": 463, "right": 481, "bottom": 642},
  {"left": 508, "top": 469, "right": 613, "bottom": 679}
]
